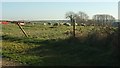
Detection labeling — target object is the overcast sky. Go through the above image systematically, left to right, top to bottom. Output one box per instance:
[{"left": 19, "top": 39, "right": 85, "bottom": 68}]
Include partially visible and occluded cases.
[{"left": 1, "top": 0, "right": 120, "bottom": 21}]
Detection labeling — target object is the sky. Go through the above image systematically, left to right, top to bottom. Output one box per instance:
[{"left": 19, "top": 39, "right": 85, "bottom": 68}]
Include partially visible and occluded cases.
[
  {"left": 1, "top": 0, "right": 120, "bottom": 21},
  {"left": 1, "top": 0, "right": 120, "bottom": 2},
  {"left": 118, "top": 1, "right": 120, "bottom": 21}
]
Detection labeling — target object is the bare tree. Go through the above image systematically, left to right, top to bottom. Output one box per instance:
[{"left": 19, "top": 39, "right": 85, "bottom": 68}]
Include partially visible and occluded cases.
[
  {"left": 65, "top": 11, "right": 89, "bottom": 37},
  {"left": 66, "top": 11, "right": 77, "bottom": 38},
  {"left": 76, "top": 11, "right": 89, "bottom": 25},
  {"left": 93, "top": 14, "right": 115, "bottom": 26}
]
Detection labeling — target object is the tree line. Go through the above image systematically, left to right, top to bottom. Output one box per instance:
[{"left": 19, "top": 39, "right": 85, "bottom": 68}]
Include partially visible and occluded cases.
[{"left": 65, "top": 11, "right": 116, "bottom": 26}]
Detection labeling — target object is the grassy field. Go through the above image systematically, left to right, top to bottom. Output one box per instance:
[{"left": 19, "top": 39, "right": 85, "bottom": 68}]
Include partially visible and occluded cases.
[{"left": 1, "top": 23, "right": 119, "bottom": 66}]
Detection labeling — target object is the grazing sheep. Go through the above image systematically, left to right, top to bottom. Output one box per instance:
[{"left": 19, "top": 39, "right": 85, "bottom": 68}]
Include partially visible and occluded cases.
[
  {"left": 18, "top": 22, "right": 25, "bottom": 26},
  {"left": 48, "top": 22, "right": 52, "bottom": 25},
  {"left": 20, "top": 23, "right": 25, "bottom": 26},
  {"left": 43, "top": 23, "right": 47, "bottom": 25},
  {"left": 53, "top": 23, "right": 59, "bottom": 26},
  {"left": 63, "top": 23, "right": 71, "bottom": 26},
  {"left": 68, "top": 23, "right": 77, "bottom": 26},
  {"left": 75, "top": 23, "right": 78, "bottom": 26},
  {"left": 81, "top": 23, "right": 86, "bottom": 26}
]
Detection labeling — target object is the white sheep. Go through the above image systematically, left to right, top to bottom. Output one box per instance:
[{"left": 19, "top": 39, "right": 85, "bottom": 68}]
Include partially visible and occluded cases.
[
  {"left": 43, "top": 23, "right": 47, "bottom": 25},
  {"left": 64, "top": 23, "right": 71, "bottom": 26},
  {"left": 75, "top": 23, "right": 78, "bottom": 26}
]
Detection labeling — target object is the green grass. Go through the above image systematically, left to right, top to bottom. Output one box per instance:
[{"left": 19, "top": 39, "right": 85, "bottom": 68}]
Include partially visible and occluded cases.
[{"left": 1, "top": 23, "right": 119, "bottom": 66}]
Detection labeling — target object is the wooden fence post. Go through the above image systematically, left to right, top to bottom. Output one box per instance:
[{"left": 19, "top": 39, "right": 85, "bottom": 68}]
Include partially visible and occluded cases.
[
  {"left": 72, "top": 19, "right": 76, "bottom": 38},
  {"left": 17, "top": 22, "right": 28, "bottom": 37}
]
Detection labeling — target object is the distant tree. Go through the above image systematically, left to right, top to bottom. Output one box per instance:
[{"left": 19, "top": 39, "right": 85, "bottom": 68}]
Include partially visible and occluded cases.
[
  {"left": 65, "top": 11, "right": 78, "bottom": 38},
  {"left": 65, "top": 11, "right": 77, "bottom": 22},
  {"left": 76, "top": 11, "right": 89, "bottom": 24},
  {"left": 92, "top": 14, "right": 115, "bottom": 26}
]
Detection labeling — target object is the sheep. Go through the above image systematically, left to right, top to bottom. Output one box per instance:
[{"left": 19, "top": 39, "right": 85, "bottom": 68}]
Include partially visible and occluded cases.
[
  {"left": 19, "top": 22, "right": 25, "bottom": 26},
  {"left": 48, "top": 22, "right": 52, "bottom": 25},
  {"left": 43, "top": 23, "right": 47, "bottom": 25},
  {"left": 53, "top": 23, "right": 59, "bottom": 26},
  {"left": 63, "top": 23, "right": 71, "bottom": 26},
  {"left": 75, "top": 23, "right": 78, "bottom": 26},
  {"left": 81, "top": 23, "right": 86, "bottom": 26}
]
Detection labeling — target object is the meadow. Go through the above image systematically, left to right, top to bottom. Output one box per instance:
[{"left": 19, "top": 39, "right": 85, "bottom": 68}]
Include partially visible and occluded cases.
[{"left": 1, "top": 23, "right": 119, "bottom": 66}]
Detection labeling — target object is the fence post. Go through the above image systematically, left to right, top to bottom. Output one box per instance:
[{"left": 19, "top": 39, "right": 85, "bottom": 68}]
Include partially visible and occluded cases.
[{"left": 17, "top": 22, "right": 28, "bottom": 37}]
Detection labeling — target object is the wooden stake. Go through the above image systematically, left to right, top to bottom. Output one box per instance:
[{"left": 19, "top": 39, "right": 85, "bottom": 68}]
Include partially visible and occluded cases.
[
  {"left": 72, "top": 19, "right": 76, "bottom": 38},
  {"left": 17, "top": 22, "right": 28, "bottom": 37}
]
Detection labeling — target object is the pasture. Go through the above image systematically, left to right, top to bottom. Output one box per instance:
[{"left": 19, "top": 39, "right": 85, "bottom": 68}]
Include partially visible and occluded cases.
[{"left": 1, "top": 23, "right": 119, "bottom": 66}]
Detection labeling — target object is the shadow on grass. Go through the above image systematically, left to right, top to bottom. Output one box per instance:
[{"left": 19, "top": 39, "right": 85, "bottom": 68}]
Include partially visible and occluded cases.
[{"left": 2, "top": 30, "right": 119, "bottom": 66}]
